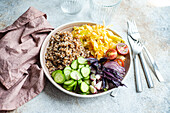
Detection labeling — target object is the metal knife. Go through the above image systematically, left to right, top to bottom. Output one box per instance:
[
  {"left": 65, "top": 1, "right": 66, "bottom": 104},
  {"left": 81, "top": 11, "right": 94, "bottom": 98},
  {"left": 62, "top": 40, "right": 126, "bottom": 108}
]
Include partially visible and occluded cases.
[{"left": 143, "top": 46, "right": 164, "bottom": 82}]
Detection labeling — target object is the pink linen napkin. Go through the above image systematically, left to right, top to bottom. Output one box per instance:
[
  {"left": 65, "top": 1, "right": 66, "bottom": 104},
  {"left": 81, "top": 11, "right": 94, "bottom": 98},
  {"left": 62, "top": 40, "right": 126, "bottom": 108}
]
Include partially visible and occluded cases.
[{"left": 0, "top": 7, "right": 53, "bottom": 111}]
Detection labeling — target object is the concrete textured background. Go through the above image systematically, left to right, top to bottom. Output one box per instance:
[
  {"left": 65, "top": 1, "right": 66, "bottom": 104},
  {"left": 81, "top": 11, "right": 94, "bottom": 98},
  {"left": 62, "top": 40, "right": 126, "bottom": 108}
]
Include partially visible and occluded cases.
[{"left": 0, "top": 0, "right": 170, "bottom": 113}]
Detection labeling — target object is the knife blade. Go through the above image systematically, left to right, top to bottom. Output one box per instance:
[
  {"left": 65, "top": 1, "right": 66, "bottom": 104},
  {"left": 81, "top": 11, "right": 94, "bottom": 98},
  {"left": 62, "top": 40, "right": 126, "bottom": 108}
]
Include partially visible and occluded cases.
[{"left": 143, "top": 46, "right": 164, "bottom": 82}]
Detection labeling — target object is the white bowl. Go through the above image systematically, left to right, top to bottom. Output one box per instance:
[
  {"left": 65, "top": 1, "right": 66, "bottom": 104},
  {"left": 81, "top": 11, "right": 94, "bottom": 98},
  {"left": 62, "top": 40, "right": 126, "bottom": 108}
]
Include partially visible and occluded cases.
[{"left": 40, "top": 22, "right": 131, "bottom": 98}]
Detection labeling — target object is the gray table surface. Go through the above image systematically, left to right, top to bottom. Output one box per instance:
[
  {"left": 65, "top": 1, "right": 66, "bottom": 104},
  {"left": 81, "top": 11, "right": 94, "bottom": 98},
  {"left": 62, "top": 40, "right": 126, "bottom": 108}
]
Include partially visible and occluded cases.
[{"left": 0, "top": 0, "right": 170, "bottom": 113}]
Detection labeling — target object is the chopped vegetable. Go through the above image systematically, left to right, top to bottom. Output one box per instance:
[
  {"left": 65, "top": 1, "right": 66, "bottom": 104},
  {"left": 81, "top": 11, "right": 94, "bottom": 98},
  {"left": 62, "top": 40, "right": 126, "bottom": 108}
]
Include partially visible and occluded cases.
[
  {"left": 116, "top": 43, "right": 129, "bottom": 55},
  {"left": 105, "top": 49, "right": 117, "bottom": 60},
  {"left": 117, "top": 55, "right": 126, "bottom": 62},
  {"left": 51, "top": 56, "right": 95, "bottom": 94},
  {"left": 78, "top": 57, "right": 88, "bottom": 64},
  {"left": 86, "top": 57, "right": 125, "bottom": 87},
  {"left": 85, "top": 58, "right": 98, "bottom": 64},
  {"left": 114, "top": 58, "right": 124, "bottom": 67},
  {"left": 71, "top": 60, "right": 78, "bottom": 69},
  {"left": 104, "top": 61, "right": 125, "bottom": 76},
  {"left": 85, "top": 64, "right": 90, "bottom": 68},
  {"left": 78, "top": 65, "right": 85, "bottom": 69},
  {"left": 64, "top": 66, "right": 72, "bottom": 70},
  {"left": 81, "top": 67, "right": 91, "bottom": 78},
  {"left": 77, "top": 68, "right": 81, "bottom": 73},
  {"left": 63, "top": 69, "right": 71, "bottom": 80},
  {"left": 51, "top": 70, "right": 58, "bottom": 78},
  {"left": 53, "top": 70, "right": 65, "bottom": 84},
  {"left": 70, "top": 71, "right": 81, "bottom": 80},
  {"left": 90, "top": 74, "right": 96, "bottom": 81},
  {"left": 95, "top": 74, "right": 101, "bottom": 80},
  {"left": 83, "top": 75, "right": 90, "bottom": 80},
  {"left": 102, "top": 78, "right": 106, "bottom": 89},
  {"left": 78, "top": 79, "right": 83, "bottom": 86},
  {"left": 84, "top": 79, "right": 91, "bottom": 85},
  {"left": 64, "top": 80, "right": 74, "bottom": 85},
  {"left": 91, "top": 80, "right": 96, "bottom": 87},
  {"left": 105, "top": 80, "right": 109, "bottom": 89},
  {"left": 68, "top": 81, "right": 77, "bottom": 88},
  {"left": 73, "top": 81, "right": 77, "bottom": 91},
  {"left": 95, "top": 81, "right": 102, "bottom": 90},
  {"left": 80, "top": 82, "right": 89, "bottom": 93},
  {"left": 63, "top": 84, "right": 73, "bottom": 91},
  {"left": 90, "top": 85, "right": 97, "bottom": 94}
]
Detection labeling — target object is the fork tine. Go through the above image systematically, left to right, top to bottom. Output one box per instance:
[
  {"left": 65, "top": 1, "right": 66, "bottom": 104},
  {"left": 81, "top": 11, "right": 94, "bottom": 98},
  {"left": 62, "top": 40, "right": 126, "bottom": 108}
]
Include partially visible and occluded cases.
[
  {"left": 127, "top": 20, "right": 132, "bottom": 34},
  {"left": 127, "top": 20, "right": 137, "bottom": 41},
  {"left": 130, "top": 20, "right": 136, "bottom": 33},
  {"left": 130, "top": 20, "right": 135, "bottom": 34},
  {"left": 132, "top": 20, "right": 139, "bottom": 33},
  {"left": 128, "top": 21, "right": 132, "bottom": 36}
]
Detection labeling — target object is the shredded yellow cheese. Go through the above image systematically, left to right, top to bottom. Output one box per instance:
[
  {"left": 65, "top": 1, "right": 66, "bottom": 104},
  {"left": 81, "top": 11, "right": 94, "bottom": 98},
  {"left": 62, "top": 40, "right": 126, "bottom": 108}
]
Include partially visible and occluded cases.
[{"left": 72, "top": 24, "right": 125, "bottom": 59}]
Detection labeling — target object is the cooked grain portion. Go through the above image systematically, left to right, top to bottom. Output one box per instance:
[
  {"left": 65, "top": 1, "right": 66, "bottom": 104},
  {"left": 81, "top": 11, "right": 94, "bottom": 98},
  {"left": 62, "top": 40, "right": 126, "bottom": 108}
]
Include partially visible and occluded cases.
[{"left": 45, "top": 31, "right": 90, "bottom": 74}]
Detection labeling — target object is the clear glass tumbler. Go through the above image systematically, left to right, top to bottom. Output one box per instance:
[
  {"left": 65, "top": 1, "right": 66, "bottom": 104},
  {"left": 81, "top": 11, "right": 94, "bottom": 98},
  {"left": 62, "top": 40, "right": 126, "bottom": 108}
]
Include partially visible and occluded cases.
[
  {"left": 61, "top": 0, "right": 84, "bottom": 15},
  {"left": 90, "top": 0, "right": 122, "bottom": 25}
]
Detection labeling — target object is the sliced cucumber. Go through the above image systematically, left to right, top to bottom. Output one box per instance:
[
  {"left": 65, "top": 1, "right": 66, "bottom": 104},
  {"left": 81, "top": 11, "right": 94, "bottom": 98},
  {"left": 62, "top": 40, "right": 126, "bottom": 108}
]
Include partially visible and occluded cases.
[
  {"left": 78, "top": 57, "right": 87, "bottom": 64},
  {"left": 71, "top": 60, "right": 78, "bottom": 70},
  {"left": 85, "top": 64, "right": 90, "bottom": 68},
  {"left": 78, "top": 65, "right": 85, "bottom": 69},
  {"left": 64, "top": 66, "right": 72, "bottom": 70},
  {"left": 64, "top": 66, "right": 72, "bottom": 80},
  {"left": 81, "top": 67, "right": 90, "bottom": 78},
  {"left": 77, "top": 68, "right": 81, "bottom": 73},
  {"left": 63, "top": 69, "right": 71, "bottom": 80},
  {"left": 71, "top": 69, "right": 82, "bottom": 79},
  {"left": 76, "top": 69, "right": 83, "bottom": 78},
  {"left": 51, "top": 70, "right": 57, "bottom": 78},
  {"left": 53, "top": 70, "right": 65, "bottom": 84},
  {"left": 70, "top": 71, "right": 81, "bottom": 80},
  {"left": 79, "top": 72, "right": 83, "bottom": 78},
  {"left": 83, "top": 75, "right": 90, "bottom": 80},
  {"left": 78, "top": 79, "right": 83, "bottom": 86},
  {"left": 84, "top": 79, "right": 91, "bottom": 85},
  {"left": 64, "top": 80, "right": 74, "bottom": 85},
  {"left": 68, "top": 81, "right": 77, "bottom": 88},
  {"left": 74, "top": 81, "right": 77, "bottom": 91},
  {"left": 80, "top": 82, "right": 89, "bottom": 93},
  {"left": 63, "top": 84, "right": 73, "bottom": 91},
  {"left": 63, "top": 84, "right": 67, "bottom": 89},
  {"left": 85, "top": 90, "right": 90, "bottom": 94},
  {"left": 81, "top": 93, "right": 88, "bottom": 95}
]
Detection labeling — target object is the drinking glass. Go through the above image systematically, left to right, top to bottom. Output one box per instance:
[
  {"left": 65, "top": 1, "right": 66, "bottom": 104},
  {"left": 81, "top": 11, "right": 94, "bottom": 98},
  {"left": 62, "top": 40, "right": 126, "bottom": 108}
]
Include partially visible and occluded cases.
[
  {"left": 61, "top": 0, "right": 84, "bottom": 15},
  {"left": 90, "top": 0, "right": 122, "bottom": 25}
]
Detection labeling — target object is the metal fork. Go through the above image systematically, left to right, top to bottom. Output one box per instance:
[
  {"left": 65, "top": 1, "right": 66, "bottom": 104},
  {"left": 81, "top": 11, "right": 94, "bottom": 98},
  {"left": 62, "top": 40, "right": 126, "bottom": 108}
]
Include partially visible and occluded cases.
[
  {"left": 128, "top": 20, "right": 154, "bottom": 88},
  {"left": 128, "top": 20, "right": 140, "bottom": 40},
  {"left": 129, "top": 20, "right": 164, "bottom": 82},
  {"left": 128, "top": 37, "right": 143, "bottom": 92}
]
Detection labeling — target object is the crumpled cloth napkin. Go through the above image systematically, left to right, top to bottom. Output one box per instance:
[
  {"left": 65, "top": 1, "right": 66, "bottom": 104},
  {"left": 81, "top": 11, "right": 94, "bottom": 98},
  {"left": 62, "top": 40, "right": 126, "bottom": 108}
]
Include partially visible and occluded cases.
[{"left": 0, "top": 7, "right": 53, "bottom": 111}]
